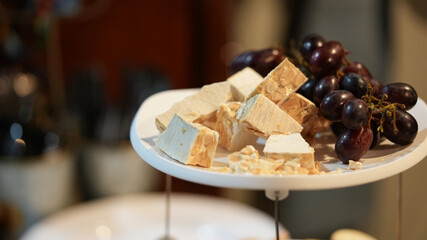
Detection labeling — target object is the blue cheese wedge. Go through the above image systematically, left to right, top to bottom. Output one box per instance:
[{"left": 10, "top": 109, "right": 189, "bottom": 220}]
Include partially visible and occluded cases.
[
  {"left": 250, "top": 58, "right": 307, "bottom": 104},
  {"left": 227, "top": 67, "right": 263, "bottom": 102},
  {"left": 155, "top": 81, "right": 231, "bottom": 132},
  {"left": 236, "top": 94, "right": 303, "bottom": 138},
  {"left": 215, "top": 102, "right": 258, "bottom": 151},
  {"left": 157, "top": 114, "right": 219, "bottom": 168},
  {"left": 263, "top": 134, "right": 315, "bottom": 169}
]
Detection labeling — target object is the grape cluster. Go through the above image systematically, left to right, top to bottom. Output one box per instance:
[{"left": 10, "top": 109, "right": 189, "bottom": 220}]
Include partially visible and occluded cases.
[
  {"left": 229, "top": 33, "right": 419, "bottom": 164},
  {"left": 230, "top": 48, "right": 284, "bottom": 77}
]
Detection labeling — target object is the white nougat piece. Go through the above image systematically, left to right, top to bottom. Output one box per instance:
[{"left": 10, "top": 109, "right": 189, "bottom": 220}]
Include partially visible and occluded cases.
[
  {"left": 250, "top": 58, "right": 307, "bottom": 104},
  {"left": 227, "top": 67, "right": 263, "bottom": 102},
  {"left": 155, "top": 81, "right": 231, "bottom": 132},
  {"left": 279, "top": 92, "right": 329, "bottom": 140},
  {"left": 278, "top": 93, "right": 317, "bottom": 124},
  {"left": 236, "top": 94, "right": 303, "bottom": 138},
  {"left": 215, "top": 102, "right": 258, "bottom": 151},
  {"left": 300, "top": 113, "right": 330, "bottom": 140},
  {"left": 157, "top": 114, "right": 219, "bottom": 168},
  {"left": 263, "top": 133, "right": 315, "bottom": 169},
  {"left": 228, "top": 145, "right": 284, "bottom": 175}
]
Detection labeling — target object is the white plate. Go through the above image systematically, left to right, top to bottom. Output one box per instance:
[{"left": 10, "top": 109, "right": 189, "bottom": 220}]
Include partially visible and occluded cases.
[
  {"left": 130, "top": 89, "right": 427, "bottom": 191},
  {"left": 21, "top": 193, "right": 282, "bottom": 240}
]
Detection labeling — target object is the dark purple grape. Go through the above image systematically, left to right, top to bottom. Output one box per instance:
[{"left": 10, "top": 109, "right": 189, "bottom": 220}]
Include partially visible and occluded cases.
[
  {"left": 299, "top": 33, "right": 326, "bottom": 61},
  {"left": 309, "top": 41, "right": 345, "bottom": 77},
  {"left": 230, "top": 48, "right": 284, "bottom": 77},
  {"left": 252, "top": 48, "right": 284, "bottom": 77},
  {"left": 230, "top": 51, "right": 253, "bottom": 75},
  {"left": 342, "top": 61, "right": 372, "bottom": 81},
  {"left": 297, "top": 65, "right": 311, "bottom": 78},
  {"left": 339, "top": 73, "right": 369, "bottom": 98},
  {"left": 312, "top": 75, "right": 339, "bottom": 106},
  {"left": 297, "top": 77, "right": 318, "bottom": 101},
  {"left": 369, "top": 78, "right": 383, "bottom": 98},
  {"left": 382, "top": 83, "right": 418, "bottom": 110},
  {"left": 320, "top": 90, "right": 354, "bottom": 122},
  {"left": 342, "top": 99, "right": 370, "bottom": 130},
  {"left": 383, "top": 109, "right": 418, "bottom": 145},
  {"left": 369, "top": 118, "right": 382, "bottom": 149},
  {"left": 330, "top": 121, "right": 347, "bottom": 137},
  {"left": 335, "top": 125, "right": 373, "bottom": 163}
]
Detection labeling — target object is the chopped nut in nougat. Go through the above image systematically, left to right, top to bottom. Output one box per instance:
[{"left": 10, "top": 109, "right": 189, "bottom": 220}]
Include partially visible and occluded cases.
[
  {"left": 250, "top": 58, "right": 307, "bottom": 104},
  {"left": 155, "top": 81, "right": 231, "bottom": 132},
  {"left": 278, "top": 92, "right": 329, "bottom": 140},
  {"left": 278, "top": 93, "right": 318, "bottom": 124},
  {"left": 236, "top": 94, "right": 302, "bottom": 138},
  {"left": 215, "top": 102, "right": 258, "bottom": 151},
  {"left": 300, "top": 113, "right": 330, "bottom": 140},
  {"left": 157, "top": 114, "right": 218, "bottom": 168},
  {"left": 263, "top": 134, "right": 315, "bottom": 170},
  {"left": 228, "top": 145, "right": 284, "bottom": 175},
  {"left": 228, "top": 145, "right": 260, "bottom": 163},
  {"left": 348, "top": 160, "right": 363, "bottom": 170}
]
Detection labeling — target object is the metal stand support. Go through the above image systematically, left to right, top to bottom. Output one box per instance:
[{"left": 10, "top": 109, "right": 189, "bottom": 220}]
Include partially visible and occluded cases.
[
  {"left": 159, "top": 174, "right": 173, "bottom": 240},
  {"left": 265, "top": 190, "right": 289, "bottom": 240}
]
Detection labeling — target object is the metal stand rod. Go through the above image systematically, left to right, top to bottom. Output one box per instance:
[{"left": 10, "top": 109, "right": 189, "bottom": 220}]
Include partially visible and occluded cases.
[
  {"left": 396, "top": 173, "right": 402, "bottom": 240},
  {"left": 164, "top": 174, "right": 172, "bottom": 240},
  {"left": 265, "top": 190, "right": 289, "bottom": 240},
  {"left": 275, "top": 194, "right": 280, "bottom": 240}
]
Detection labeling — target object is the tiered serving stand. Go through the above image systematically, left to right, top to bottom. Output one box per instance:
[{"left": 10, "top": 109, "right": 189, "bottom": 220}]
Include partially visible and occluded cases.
[{"left": 130, "top": 89, "right": 427, "bottom": 240}]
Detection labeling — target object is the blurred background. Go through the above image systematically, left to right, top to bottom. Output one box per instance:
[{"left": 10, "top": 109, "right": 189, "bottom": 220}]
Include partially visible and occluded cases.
[{"left": 0, "top": 0, "right": 426, "bottom": 239}]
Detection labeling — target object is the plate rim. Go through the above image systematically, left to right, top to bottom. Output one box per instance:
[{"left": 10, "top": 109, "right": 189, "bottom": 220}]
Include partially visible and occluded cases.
[
  {"left": 130, "top": 89, "right": 427, "bottom": 191},
  {"left": 21, "top": 193, "right": 282, "bottom": 240}
]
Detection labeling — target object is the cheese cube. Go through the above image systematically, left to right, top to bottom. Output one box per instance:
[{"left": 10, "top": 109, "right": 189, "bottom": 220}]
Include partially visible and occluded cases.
[
  {"left": 250, "top": 58, "right": 307, "bottom": 104},
  {"left": 227, "top": 67, "right": 263, "bottom": 102},
  {"left": 155, "top": 81, "right": 231, "bottom": 132},
  {"left": 236, "top": 94, "right": 303, "bottom": 138},
  {"left": 215, "top": 102, "right": 258, "bottom": 151},
  {"left": 157, "top": 114, "right": 219, "bottom": 168},
  {"left": 263, "top": 134, "right": 315, "bottom": 169}
]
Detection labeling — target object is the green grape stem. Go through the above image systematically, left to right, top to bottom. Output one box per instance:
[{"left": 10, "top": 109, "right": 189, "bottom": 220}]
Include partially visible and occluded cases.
[
  {"left": 285, "top": 38, "right": 404, "bottom": 135},
  {"left": 286, "top": 39, "right": 305, "bottom": 67},
  {"left": 343, "top": 56, "right": 352, "bottom": 66},
  {"left": 336, "top": 68, "right": 345, "bottom": 79},
  {"left": 364, "top": 88, "right": 405, "bottom": 134}
]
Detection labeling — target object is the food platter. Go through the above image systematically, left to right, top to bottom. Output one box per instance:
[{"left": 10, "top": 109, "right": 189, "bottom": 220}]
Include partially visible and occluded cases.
[
  {"left": 130, "top": 89, "right": 427, "bottom": 191},
  {"left": 21, "top": 193, "right": 283, "bottom": 240}
]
